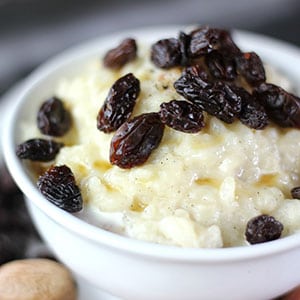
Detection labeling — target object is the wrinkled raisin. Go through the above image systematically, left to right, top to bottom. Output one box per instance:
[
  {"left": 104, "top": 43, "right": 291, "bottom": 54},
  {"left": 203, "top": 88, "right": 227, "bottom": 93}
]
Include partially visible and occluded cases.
[
  {"left": 189, "top": 26, "right": 226, "bottom": 57},
  {"left": 218, "top": 29, "right": 241, "bottom": 54},
  {"left": 178, "top": 31, "right": 191, "bottom": 66},
  {"left": 103, "top": 38, "right": 137, "bottom": 69},
  {"left": 151, "top": 38, "right": 182, "bottom": 68},
  {"left": 205, "top": 50, "right": 237, "bottom": 81},
  {"left": 235, "top": 52, "right": 266, "bottom": 85},
  {"left": 174, "top": 65, "right": 210, "bottom": 98},
  {"left": 174, "top": 70, "right": 241, "bottom": 123},
  {"left": 97, "top": 73, "right": 140, "bottom": 133},
  {"left": 255, "top": 83, "right": 300, "bottom": 128},
  {"left": 233, "top": 86, "right": 268, "bottom": 129},
  {"left": 37, "top": 97, "right": 72, "bottom": 137},
  {"left": 159, "top": 100, "right": 204, "bottom": 133},
  {"left": 110, "top": 113, "right": 164, "bottom": 168},
  {"left": 16, "top": 138, "right": 64, "bottom": 162},
  {"left": 37, "top": 165, "right": 83, "bottom": 212},
  {"left": 291, "top": 186, "right": 300, "bottom": 199},
  {"left": 245, "top": 214, "right": 283, "bottom": 244}
]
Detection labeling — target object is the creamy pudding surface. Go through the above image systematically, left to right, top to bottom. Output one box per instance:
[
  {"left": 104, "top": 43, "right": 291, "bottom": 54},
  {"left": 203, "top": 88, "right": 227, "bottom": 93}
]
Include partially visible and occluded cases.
[{"left": 19, "top": 28, "right": 300, "bottom": 248}]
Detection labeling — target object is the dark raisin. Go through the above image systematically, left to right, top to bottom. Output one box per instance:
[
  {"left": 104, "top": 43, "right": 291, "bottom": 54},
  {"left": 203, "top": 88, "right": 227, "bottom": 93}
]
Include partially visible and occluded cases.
[
  {"left": 188, "top": 26, "right": 223, "bottom": 57},
  {"left": 218, "top": 29, "right": 241, "bottom": 55},
  {"left": 178, "top": 31, "right": 191, "bottom": 66},
  {"left": 103, "top": 38, "right": 137, "bottom": 69},
  {"left": 151, "top": 38, "right": 182, "bottom": 68},
  {"left": 205, "top": 50, "right": 237, "bottom": 81},
  {"left": 235, "top": 52, "right": 266, "bottom": 85},
  {"left": 174, "top": 65, "right": 210, "bottom": 100},
  {"left": 174, "top": 70, "right": 241, "bottom": 123},
  {"left": 97, "top": 73, "right": 140, "bottom": 133},
  {"left": 206, "top": 81, "right": 242, "bottom": 123},
  {"left": 255, "top": 83, "right": 300, "bottom": 128},
  {"left": 232, "top": 86, "right": 268, "bottom": 129},
  {"left": 37, "top": 97, "right": 72, "bottom": 137},
  {"left": 159, "top": 100, "right": 204, "bottom": 133},
  {"left": 110, "top": 113, "right": 164, "bottom": 168},
  {"left": 16, "top": 138, "right": 64, "bottom": 162},
  {"left": 37, "top": 165, "right": 83, "bottom": 212},
  {"left": 291, "top": 186, "right": 300, "bottom": 199},
  {"left": 245, "top": 214, "right": 283, "bottom": 244}
]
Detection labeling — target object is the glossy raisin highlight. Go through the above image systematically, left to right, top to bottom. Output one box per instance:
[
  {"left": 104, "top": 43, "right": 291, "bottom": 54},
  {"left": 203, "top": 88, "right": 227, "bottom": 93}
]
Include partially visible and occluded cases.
[
  {"left": 188, "top": 26, "right": 222, "bottom": 57},
  {"left": 103, "top": 38, "right": 137, "bottom": 69},
  {"left": 151, "top": 38, "right": 182, "bottom": 68},
  {"left": 205, "top": 50, "right": 237, "bottom": 81},
  {"left": 235, "top": 52, "right": 266, "bottom": 85},
  {"left": 174, "top": 69, "right": 241, "bottom": 123},
  {"left": 97, "top": 73, "right": 140, "bottom": 133},
  {"left": 255, "top": 83, "right": 300, "bottom": 128},
  {"left": 233, "top": 86, "right": 268, "bottom": 129},
  {"left": 37, "top": 97, "right": 72, "bottom": 137},
  {"left": 159, "top": 100, "right": 204, "bottom": 133},
  {"left": 110, "top": 113, "right": 164, "bottom": 168},
  {"left": 16, "top": 138, "right": 64, "bottom": 162},
  {"left": 37, "top": 165, "right": 83, "bottom": 213},
  {"left": 291, "top": 186, "right": 300, "bottom": 199},
  {"left": 245, "top": 214, "right": 283, "bottom": 244}
]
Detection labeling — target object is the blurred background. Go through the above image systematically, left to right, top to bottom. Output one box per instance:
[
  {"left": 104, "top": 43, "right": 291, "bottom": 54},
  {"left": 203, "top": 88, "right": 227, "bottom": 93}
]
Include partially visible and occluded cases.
[{"left": 1, "top": 0, "right": 300, "bottom": 97}]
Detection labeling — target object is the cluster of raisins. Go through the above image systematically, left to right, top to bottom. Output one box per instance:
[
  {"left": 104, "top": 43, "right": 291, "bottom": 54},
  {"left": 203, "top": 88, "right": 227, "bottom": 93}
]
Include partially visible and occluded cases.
[
  {"left": 152, "top": 26, "right": 300, "bottom": 130},
  {"left": 16, "top": 97, "right": 83, "bottom": 213}
]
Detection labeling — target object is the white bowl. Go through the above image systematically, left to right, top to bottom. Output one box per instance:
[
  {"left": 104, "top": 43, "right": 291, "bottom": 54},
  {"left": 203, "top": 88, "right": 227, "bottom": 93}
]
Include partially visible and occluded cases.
[{"left": 2, "top": 26, "right": 300, "bottom": 300}]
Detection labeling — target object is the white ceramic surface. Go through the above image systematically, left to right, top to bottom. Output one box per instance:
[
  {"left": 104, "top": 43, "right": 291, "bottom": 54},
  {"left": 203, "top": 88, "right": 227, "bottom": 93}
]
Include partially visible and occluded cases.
[
  {"left": 2, "top": 26, "right": 300, "bottom": 300},
  {"left": 0, "top": 86, "right": 120, "bottom": 300}
]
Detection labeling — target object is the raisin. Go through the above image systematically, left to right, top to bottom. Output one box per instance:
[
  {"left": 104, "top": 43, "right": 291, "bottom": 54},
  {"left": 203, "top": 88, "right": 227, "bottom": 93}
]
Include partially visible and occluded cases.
[
  {"left": 189, "top": 26, "right": 227, "bottom": 58},
  {"left": 218, "top": 29, "right": 241, "bottom": 55},
  {"left": 178, "top": 31, "right": 191, "bottom": 66},
  {"left": 103, "top": 38, "right": 137, "bottom": 69},
  {"left": 151, "top": 38, "right": 182, "bottom": 68},
  {"left": 205, "top": 50, "right": 237, "bottom": 81},
  {"left": 235, "top": 52, "right": 266, "bottom": 85},
  {"left": 174, "top": 65, "right": 210, "bottom": 99},
  {"left": 174, "top": 70, "right": 241, "bottom": 123},
  {"left": 97, "top": 73, "right": 140, "bottom": 133},
  {"left": 206, "top": 81, "right": 242, "bottom": 123},
  {"left": 255, "top": 83, "right": 300, "bottom": 128},
  {"left": 232, "top": 86, "right": 268, "bottom": 129},
  {"left": 37, "top": 97, "right": 72, "bottom": 137},
  {"left": 159, "top": 100, "right": 204, "bottom": 133},
  {"left": 110, "top": 113, "right": 164, "bottom": 168},
  {"left": 16, "top": 138, "right": 64, "bottom": 162},
  {"left": 37, "top": 165, "right": 83, "bottom": 212},
  {"left": 291, "top": 186, "right": 300, "bottom": 199},
  {"left": 245, "top": 214, "right": 283, "bottom": 244}
]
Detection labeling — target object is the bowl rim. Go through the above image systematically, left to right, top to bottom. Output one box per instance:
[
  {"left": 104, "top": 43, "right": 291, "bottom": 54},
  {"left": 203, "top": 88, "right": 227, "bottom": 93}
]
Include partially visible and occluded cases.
[{"left": 2, "top": 25, "right": 300, "bottom": 262}]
